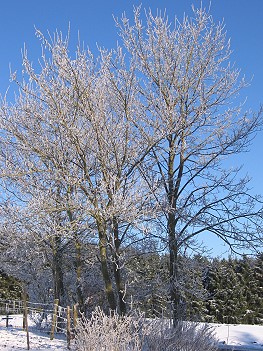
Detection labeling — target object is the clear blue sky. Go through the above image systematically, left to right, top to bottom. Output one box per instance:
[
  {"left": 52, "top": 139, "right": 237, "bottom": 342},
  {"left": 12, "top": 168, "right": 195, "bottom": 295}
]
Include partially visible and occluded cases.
[{"left": 0, "top": 0, "right": 262, "bottom": 257}]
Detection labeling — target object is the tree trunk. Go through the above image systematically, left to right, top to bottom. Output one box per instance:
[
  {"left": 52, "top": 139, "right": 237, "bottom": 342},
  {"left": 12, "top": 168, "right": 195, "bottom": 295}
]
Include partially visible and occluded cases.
[
  {"left": 167, "top": 135, "right": 184, "bottom": 323},
  {"left": 66, "top": 206, "right": 85, "bottom": 312},
  {"left": 167, "top": 212, "right": 181, "bottom": 322},
  {"left": 112, "top": 216, "right": 126, "bottom": 315},
  {"left": 97, "top": 218, "right": 117, "bottom": 311},
  {"left": 52, "top": 237, "right": 65, "bottom": 304},
  {"left": 74, "top": 239, "right": 85, "bottom": 313}
]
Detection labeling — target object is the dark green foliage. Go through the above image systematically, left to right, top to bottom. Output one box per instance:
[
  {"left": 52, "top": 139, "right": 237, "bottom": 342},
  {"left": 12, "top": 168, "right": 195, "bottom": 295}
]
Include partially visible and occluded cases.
[
  {"left": 1, "top": 252, "right": 262, "bottom": 325},
  {"left": 125, "top": 252, "right": 263, "bottom": 324},
  {"left": 126, "top": 253, "right": 170, "bottom": 317},
  {"left": 252, "top": 253, "right": 263, "bottom": 323},
  {"left": 202, "top": 254, "right": 263, "bottom": 324},
  {"left": 0, "top": 270, "right": 22, "bottom": 301}
]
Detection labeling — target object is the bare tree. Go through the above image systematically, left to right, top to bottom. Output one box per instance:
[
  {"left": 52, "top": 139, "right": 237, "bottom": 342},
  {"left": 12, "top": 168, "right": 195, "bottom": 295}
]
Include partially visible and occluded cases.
[
  {"left": 0, "top": 5, "right": 262, "bottom": 320},
  {"left": 116, "top": 6, "right": 263, "bottom": 321},
  {"left": 0, "top": 29, "right": 155, "bottom": 314},
  {"left": 0, "top": 31, "right": 101, "bottom": 307},
  {"left": 0, "top": 176, "right": 89, "bottom": 306}
]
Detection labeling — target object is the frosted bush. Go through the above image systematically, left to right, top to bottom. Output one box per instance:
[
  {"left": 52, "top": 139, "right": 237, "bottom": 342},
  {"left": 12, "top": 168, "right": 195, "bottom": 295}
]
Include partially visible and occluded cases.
[
  {"left": 73, "top": 307, "right": 218, "bottom": 351},
  {"left": 73, "top": 307, "right": 146, "bottom": 351},
  {"left": 144, "top": 319, "right": 218, "bottom": 351}
]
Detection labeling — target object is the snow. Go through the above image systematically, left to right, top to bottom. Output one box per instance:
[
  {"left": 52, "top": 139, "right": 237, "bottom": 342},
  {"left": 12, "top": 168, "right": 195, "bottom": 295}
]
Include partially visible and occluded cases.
[
  {"left": 0, "top": 315, "right": 262, "bottom": 350},
  {"left": 0, "top": 315, "right": 67, "bottom": 350},
  {"left": 213, "top": 323, "right": 263, "bottom": 350},
  {"left": 0, "top": 327, "right": 67, "bottom": 351}
]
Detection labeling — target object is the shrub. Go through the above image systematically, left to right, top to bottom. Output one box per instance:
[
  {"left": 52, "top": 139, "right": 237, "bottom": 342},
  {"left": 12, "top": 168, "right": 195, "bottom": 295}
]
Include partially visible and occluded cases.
[
  {"left": 73, "top": 307, "right": 218, "bottom": 351},
  {"left": 73, "top": 307, "right": 145, "bottom": 351},
  {"left": 144, "top": 319, "right": 217, "bottom": 351}
]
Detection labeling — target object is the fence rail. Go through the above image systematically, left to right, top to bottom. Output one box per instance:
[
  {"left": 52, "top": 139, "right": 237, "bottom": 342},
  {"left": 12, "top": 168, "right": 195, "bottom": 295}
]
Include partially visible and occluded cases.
[
  {"left": 0, "top": 298, "right": 78, "bottom": 349},
  {"left": 0, "top": 299, "right": 24, "bottom": 315},
  {"left": 218, "top": 347, "right": 263, "bottom": 351}
]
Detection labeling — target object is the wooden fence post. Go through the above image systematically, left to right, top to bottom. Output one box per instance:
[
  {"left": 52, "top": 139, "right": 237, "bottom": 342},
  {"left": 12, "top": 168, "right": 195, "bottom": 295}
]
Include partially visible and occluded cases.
[
  {"left": 22, "top": 289, "right": 30, "bottom": 350},
  {"left": 50, "top": 299, "right": 59, "bottom": 340},
  {"left": 73, "top": 304, "right": 78, "bottom": 329},
  {"left": 67, "top": 306, "right": 71, "bottom": 349}
]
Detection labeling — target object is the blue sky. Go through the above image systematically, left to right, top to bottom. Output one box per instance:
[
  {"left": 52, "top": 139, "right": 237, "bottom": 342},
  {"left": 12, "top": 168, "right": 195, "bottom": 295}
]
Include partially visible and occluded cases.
[{"left": 0, "top": 0, "right": 262, "bottom": 257}]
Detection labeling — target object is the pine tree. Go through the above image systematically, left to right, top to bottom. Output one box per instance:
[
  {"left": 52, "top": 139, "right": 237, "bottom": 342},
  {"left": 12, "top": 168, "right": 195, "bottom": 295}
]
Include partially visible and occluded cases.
[
  {"left": 244, "top": 254, "right": 263, "bottom": 324},
  {"left": 253, "top": 254, "right": 263, "bottom": 323},
  {"left": 0, "top": 271, "right": 22, "bottom": 301}
]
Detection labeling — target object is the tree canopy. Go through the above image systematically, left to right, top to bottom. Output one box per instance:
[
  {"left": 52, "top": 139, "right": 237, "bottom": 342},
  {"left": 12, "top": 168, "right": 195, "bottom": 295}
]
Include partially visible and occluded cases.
[{"left": 0, "top": 5, "right": 262, "bottom": 319}]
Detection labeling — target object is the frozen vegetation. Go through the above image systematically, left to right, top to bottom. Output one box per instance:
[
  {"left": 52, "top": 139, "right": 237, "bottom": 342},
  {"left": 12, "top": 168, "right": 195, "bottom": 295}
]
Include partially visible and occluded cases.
[
  {"left": 0, "top": 4, "right": 262, "bottom": 351},
  {"left": 0, "top": 314, "right": 263, "bottom": 350}
]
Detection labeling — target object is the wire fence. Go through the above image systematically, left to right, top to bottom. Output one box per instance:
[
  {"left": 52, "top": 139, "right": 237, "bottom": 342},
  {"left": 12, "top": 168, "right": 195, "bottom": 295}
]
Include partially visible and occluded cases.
[
  {"left": 0, "top": 298, "right": 78, "bottom": 349},
  {"left": 0, "top": 299, "right": 24, "bottom": 315}
]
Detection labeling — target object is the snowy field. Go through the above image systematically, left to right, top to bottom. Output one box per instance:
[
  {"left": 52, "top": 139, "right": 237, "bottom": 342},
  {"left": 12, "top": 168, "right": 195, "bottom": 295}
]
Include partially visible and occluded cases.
[
  {"left": 0, "top": 315, "right": 262, "bottom": 350},
  {"left": 0, "top": 315, "right": 67, "bottom": 350},
  {"left": 213, "top": 323, "right": 263, "bottom": 350}
]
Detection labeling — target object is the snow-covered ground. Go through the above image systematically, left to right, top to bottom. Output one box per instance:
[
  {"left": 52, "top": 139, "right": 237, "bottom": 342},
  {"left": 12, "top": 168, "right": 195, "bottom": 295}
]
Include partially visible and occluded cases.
[
  {"left": 0, "top": 314, "right": 262, "bottom": 350},
  {"left": 0, "top": 315, "right": 67, "bottom": 350},
  {"left": 213, "top": 323, "right": 263, "bottom": 350},
  {"left": 0, "top": 327, "right": 67, "bottom": 350}
]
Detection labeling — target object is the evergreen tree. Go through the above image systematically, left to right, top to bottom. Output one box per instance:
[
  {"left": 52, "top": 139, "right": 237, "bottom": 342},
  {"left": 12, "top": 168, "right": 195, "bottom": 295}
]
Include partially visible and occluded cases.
[
  {"left": 126, "top": 252, "right": 169, "bottom": 317},
  {"left": 253, "top": 254, "right": 263, "bottom": 323},
  {"left": 203, "top": 255, "right": 263, "bottom": 324},
  {"left": 0, "top": 271, "right": 22, "bottom": 301}
]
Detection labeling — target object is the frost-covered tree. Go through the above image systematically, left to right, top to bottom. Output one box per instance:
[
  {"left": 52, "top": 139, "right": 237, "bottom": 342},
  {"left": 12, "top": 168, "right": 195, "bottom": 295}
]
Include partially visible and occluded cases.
[
  {"left": 0, "top": 4, "right": 262, "bottom": 320},
  {"left": 116, "top": 5, "right": 263, "bottom": 320},
  {"left": 0, "top": 29, "right": 156, "bottom": 314}
]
